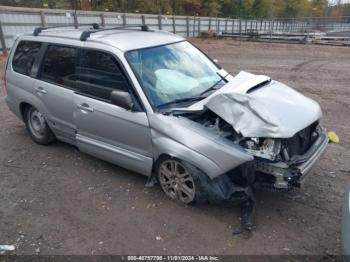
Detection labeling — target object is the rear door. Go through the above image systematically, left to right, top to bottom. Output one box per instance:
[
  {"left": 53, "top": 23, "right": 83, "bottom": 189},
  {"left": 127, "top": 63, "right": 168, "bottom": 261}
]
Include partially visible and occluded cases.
[
  {"left": 33, "top": 44, "right": 78, "bottom": 143},
  {"left": 73, "top": 48, "right": 153, "bottom": 175}
]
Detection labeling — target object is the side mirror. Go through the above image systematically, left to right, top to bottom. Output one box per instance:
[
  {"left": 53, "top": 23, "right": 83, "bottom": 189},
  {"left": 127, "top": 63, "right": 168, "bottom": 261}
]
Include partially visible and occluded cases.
[
  {"left": 213, "top": 59, "right": 219, "bottom": 64},
  {"left": 110, "top": 90, "right": 133, "bottom": 110}
]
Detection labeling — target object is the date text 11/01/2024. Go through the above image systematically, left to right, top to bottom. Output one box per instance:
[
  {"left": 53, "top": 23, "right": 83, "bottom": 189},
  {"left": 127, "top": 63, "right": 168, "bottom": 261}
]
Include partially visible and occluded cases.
[{"left": 126, "top": 255, "right": 220, "bottom": 261}]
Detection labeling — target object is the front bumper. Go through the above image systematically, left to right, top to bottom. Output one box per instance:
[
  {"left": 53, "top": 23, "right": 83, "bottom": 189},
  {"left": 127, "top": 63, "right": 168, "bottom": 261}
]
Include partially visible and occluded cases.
[
  {"left": 256, "top": 128, "right": 328, "bottom": 190},
  {"left": 293, "top": 128, "right": 329, "bottom": 181}
]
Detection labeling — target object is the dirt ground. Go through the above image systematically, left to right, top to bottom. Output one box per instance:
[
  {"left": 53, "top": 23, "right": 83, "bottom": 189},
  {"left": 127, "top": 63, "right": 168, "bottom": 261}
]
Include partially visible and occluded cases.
[{"left": 0, "top": 39, "right": 349, "bottom": 256}]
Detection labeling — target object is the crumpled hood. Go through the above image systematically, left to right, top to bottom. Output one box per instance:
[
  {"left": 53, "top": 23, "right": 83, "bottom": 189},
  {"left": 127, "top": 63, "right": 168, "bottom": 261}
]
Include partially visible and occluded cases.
[{"left": 177, "top": 71, "right": 322, "bottom": 138}]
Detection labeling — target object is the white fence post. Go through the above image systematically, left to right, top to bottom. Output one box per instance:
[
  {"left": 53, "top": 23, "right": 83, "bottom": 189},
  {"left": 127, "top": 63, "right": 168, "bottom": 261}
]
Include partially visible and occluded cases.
[
  {"left": 40, "top": 10, "right": 46, "bottom": 27},
  {"left": 73, "top": 11, "right": 78, "bottom": 28},
  {"left": 100, "top": 13, "right": 105, "bottom": 27},
  {"left": 122, "top": 14, "right": 126, "bottom": 26},
  {"left": 158, "top": 15, "right": 162, "bottom": 30},
  {"left": 172, "top": 16, "right": 176, "bottom": 33},
  {"left": 186, "top": 16, "right": 189, "bottom": 37},
  {"left": 193, "top": 16, "right": 196, "bottom": 37},
  {"left": 197, "top": 17, "right": 200, "bottom": 35},
  {"left": 216, "top": 17, "right": 219, "bottom": 34},
  {"left": 239, "top": 18, "right": 242, "bottom": 35}
]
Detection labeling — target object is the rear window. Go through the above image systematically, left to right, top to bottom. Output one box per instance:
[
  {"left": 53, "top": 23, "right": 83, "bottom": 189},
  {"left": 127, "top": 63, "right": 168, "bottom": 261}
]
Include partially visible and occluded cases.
[
  {"left": 12, "top": 41, "right": 41, "bottom": 76},
  {"left": 40, "top": 45, "right": 78, "bottom": 89}
]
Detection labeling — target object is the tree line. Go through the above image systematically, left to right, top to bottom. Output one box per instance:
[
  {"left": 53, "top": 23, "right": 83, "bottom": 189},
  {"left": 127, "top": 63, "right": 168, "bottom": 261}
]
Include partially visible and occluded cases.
[{"left": 2, "top": 0, "right": 350, "bottom": 18}]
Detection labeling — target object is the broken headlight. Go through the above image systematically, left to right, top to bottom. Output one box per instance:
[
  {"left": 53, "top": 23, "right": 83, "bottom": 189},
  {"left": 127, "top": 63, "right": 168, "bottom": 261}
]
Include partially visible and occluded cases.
[{"left": 242, "top": 138, "right": 282, "bottom": 161}]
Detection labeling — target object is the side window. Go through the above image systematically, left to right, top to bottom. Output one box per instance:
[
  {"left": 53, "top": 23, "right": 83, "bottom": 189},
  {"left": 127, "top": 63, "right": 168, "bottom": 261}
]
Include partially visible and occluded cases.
[
  {"left": 12, "top": 41, "right": 41, "bottom": 76},
  {"left": 40, "top": 45, "right": 78, "bottom": 89},
  {"left": 76, "top": 49, "right": 130, "bottom": 101}
]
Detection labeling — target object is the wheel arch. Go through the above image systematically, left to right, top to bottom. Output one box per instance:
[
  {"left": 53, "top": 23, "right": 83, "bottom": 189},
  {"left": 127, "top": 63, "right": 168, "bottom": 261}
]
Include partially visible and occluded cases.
[{"left": 19, "top": 102, "right": 32, "bottom": 120}]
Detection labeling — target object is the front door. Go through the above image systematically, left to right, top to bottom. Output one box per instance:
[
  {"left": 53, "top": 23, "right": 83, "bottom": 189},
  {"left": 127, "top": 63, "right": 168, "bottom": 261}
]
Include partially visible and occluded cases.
[{"left": 73, "top": 48, "right": 153, "bottom": 175}]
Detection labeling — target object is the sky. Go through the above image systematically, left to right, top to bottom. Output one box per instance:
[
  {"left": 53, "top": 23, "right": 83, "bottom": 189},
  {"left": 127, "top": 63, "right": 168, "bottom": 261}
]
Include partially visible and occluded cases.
[
  {"left": 328, "top": 0, "right": 349, "bottom": 6},
  {"left": 339, "top": 0, "right": 350, "bottom": 3}
]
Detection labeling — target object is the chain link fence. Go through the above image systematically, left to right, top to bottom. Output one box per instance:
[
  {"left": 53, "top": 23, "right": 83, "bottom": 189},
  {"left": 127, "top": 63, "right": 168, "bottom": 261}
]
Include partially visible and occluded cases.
[{"left": 1, "top": 5, "right": 350, "bottom": 54}]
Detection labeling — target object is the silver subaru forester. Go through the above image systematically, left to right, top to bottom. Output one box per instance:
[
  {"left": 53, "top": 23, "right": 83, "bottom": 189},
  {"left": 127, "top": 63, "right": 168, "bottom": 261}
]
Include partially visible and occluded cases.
[{"left": 4, "top": 25, "right": 328, "bottom": 221}]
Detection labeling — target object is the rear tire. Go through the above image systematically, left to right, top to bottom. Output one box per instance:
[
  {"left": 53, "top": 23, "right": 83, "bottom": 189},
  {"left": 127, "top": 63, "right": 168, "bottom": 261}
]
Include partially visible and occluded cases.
[{"left": 24, "top": 106, "right": 55, "bottom": 145}]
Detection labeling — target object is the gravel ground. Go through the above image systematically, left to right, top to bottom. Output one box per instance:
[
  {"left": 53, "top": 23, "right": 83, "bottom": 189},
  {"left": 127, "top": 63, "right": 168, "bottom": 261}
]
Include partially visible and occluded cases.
[{"left": 0, "top": 39, "right": 349, "bottom": 255}]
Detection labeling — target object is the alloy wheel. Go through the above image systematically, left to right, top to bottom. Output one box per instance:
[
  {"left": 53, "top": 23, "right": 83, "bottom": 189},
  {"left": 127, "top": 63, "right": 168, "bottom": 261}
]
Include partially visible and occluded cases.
[{"left": 158, "top": 159, "right": 195, "bottom": 204}]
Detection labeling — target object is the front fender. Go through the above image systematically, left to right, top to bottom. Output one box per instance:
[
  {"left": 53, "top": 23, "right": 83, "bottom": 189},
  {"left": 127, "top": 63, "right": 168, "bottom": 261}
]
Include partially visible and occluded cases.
[
  {"left": 149, "top": 113, "right": 253, "bottom": 178},
  {"left": 152, "top": 132, "right": 224, "bottom": 177}
]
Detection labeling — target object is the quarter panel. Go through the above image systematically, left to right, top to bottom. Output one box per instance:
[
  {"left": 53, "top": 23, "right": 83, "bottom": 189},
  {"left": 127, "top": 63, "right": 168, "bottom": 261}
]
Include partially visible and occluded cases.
[{"left": 6, "top": 70, "right": 48, "bottom": 120}]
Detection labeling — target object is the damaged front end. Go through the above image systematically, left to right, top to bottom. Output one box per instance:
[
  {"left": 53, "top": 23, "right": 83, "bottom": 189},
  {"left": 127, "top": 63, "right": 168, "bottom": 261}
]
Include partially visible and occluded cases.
[
  {"left": 152, "top": 71, "right": 329, "bottom": 232},
  {"left": 176, "top": 71, "right": 329, "bottom": 192},
  {"left": 184, "top": 108, "right": 328, "bottom": 192},
  {"left": 182, "top": 109, "right": 328, "bottom": 232},
  {"left": 241, "top": 122, "right": 328, "bottom": 191}
]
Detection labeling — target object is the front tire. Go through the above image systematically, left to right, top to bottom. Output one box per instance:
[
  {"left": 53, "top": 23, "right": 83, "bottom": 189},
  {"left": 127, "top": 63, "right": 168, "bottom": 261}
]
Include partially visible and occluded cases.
[
  {"left": 24, "top": 106, "right": 55, "bottom": 145},
  {"left": 157, "top": 158, "right": 197, "bottom": 204}
]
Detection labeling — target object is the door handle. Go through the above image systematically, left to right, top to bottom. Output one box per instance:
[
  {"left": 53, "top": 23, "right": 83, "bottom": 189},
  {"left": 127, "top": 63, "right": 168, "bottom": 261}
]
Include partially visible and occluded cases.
[
  {"left": 35, "top": 86, "right": 47, "bottom": 95},
  {"left": 77, "top": 103, "right": 94, "bottom": 113}
]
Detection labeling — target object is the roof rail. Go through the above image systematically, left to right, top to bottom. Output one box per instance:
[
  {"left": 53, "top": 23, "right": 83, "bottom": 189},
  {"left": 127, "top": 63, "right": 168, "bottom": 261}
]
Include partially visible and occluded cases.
[
  {"left": 33, "top": 23, "right": 100, "bottom": 36},
  {"left": 80, "top": 25, "right": 149, "bottom": 41}
]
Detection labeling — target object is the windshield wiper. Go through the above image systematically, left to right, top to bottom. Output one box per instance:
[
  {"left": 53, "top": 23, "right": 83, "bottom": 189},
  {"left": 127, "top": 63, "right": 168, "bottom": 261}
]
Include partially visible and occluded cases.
[
  {"left": 200, "top": 72, "right": 229, "bottom": 96},
  {"left": 157, "top": 96, "right": 205, "bottom": 109}
]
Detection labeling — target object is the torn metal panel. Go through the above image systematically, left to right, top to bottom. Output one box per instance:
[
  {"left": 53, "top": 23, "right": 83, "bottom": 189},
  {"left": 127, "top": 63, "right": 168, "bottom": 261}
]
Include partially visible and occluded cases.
[
  {"left": 205, "top": 72, "right": 322, "bottom": 138},
  {"left": 205, "top": 83, "right": 322, "bottom": 138},
  {"left": 195, "top": 171, "right": 252, "bottom": 205}
]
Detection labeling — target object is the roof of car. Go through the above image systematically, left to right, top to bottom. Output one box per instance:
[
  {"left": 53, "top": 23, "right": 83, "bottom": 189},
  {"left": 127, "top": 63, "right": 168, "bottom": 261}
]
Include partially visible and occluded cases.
[{"left": 28, "top": 28, "right": 185, "bottom": 52}]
